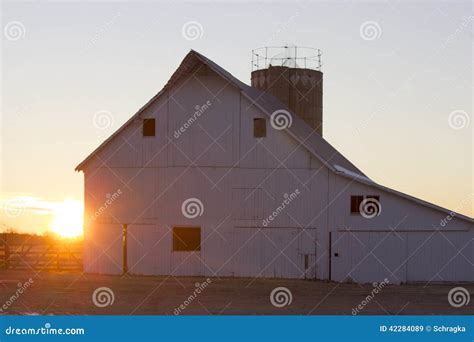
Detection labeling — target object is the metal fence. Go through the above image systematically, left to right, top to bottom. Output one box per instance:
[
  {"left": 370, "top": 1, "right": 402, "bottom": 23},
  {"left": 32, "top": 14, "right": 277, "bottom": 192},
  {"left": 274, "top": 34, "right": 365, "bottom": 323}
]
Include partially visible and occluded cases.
[{"left": 0, "top": 235, "right": 82, "bottom": 271}]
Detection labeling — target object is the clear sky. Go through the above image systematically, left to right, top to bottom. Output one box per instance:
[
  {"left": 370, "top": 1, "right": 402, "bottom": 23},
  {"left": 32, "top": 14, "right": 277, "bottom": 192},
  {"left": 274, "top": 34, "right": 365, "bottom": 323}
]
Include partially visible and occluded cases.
[{"left": 1, "top": 0, "right": 472, "bottom": 235}]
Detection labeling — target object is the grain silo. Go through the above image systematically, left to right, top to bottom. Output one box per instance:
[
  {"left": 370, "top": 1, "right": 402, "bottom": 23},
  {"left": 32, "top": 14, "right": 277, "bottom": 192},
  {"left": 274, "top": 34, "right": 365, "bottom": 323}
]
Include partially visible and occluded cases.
[{"left": 251, "top": 46, "right": 324, "bottom": 135}]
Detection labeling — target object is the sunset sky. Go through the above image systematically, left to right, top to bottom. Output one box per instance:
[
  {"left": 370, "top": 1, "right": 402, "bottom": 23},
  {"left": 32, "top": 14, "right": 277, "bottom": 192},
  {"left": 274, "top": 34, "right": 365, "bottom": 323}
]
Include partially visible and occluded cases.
[{"left": 1, "top": 0, "right": 472, "bottom": 236}]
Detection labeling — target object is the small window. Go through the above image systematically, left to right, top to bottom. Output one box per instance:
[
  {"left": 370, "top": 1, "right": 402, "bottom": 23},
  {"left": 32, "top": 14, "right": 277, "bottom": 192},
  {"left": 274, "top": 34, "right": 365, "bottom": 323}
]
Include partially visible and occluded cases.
[
  {"left": 143, "top": 118, "right": 155, "bottom": 136},
  {"left": 254, "top": 118, "right": 266, "bottom": 138},
  {"left": 350, "top": 195, "right": 364, "bottom": 214},
  {"left": 350, "top": 195, "right": 381, "bottom": 215},
  {"left": 173, "top": 227, "right": 201, "bottom": 251}
]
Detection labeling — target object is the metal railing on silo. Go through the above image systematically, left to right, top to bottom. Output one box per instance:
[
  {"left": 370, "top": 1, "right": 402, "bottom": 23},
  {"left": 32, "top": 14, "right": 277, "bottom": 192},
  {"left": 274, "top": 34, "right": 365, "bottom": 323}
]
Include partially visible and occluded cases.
[{"left": 251, "top": 46, "right": 322, "bottom": 72}]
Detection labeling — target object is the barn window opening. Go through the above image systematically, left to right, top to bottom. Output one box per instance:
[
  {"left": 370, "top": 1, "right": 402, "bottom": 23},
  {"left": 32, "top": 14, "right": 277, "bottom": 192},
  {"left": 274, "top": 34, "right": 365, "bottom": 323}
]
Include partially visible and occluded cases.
[
  {"left": 143, "top": 118, "right": 156, "bottom": 136},
  {"left": 253, "top": 118, "right": 266, "bottom": 138},
  {"left": 350, "top": 195, "right": 381, "bottom": 215},
  {"left": 350, "top": 195, "right": 364, "bottom": 214},
  {"left": 172, "top": 227, "right": 201, "bottom": 251}
]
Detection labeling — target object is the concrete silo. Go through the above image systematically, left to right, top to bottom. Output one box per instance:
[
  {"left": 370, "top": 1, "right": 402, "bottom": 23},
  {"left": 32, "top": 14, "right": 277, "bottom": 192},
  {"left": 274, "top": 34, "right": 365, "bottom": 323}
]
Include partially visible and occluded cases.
[{"left": 251, "top": 46, "right": 324, "bottom": 136}]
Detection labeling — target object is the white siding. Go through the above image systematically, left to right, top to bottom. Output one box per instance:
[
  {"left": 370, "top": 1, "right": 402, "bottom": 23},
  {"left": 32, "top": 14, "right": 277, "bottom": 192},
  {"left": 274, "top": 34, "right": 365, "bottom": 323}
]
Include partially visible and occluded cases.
[
  {"left": 83, "top": 223, "right": 122, "bottom": 275},
  {"left": 230, "top": 228, "right": 316, "bottom": 278},
  {"left": 331, "top": 230, "right": 473, "bottom": 284},
  {"left": 406, "top": 231, "right": 474, "bottom": 282}
]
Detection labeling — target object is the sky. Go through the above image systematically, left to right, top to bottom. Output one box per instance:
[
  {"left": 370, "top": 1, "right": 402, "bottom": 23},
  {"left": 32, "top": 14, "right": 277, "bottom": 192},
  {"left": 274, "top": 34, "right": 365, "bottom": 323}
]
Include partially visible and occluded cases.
[{"left": 0, "top": 0, "right": 472, "bottom": 235}]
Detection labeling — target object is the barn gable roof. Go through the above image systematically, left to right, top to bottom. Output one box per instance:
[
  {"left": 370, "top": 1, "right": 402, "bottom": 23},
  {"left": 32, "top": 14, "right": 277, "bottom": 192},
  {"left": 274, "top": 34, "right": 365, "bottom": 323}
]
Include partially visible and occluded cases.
[
  {"left": 75, "top": 50, "right": 473, "bottom": 223},
  {"left": 75, "top": 50, "right": 364, "bottom": 175}
]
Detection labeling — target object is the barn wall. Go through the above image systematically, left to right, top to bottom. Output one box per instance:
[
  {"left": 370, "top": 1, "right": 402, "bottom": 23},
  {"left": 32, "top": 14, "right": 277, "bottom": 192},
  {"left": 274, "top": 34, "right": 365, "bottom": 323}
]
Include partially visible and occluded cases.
[
  {"left": 82, "top": 64, "right": 327, "bottom": 278},
  {"left": 168, "top": 66, "right": 239, "bottom": 168},
  {"left": 83, "top": 91, "right": 170, "bottom": 171},
  {"left": 238, "top": 96, "right": 311, "bottom": 169},
  {"left": 83, "top": 157, "right": 472, "bottom": 281},
  {"left": 83, "top": 166, "right": 323, "bottom": 278},
  {"left": 324, "top": 174, "right": 473, "bottom": 283},
  {"left": 330, "top": 174, "right": 472, "bottom": 231},
  {"left": 83, "top": 223, "right": 122, "bottom": 275},
  {"left": 331, "top": 230, "right": 474, "bottom": 283}
]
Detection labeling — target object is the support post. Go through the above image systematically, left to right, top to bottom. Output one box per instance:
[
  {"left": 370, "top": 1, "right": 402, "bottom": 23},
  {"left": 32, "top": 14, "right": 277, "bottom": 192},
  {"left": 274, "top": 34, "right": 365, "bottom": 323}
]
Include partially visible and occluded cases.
[{"left": 122, "top": 224, "right": 128, "bottom": 274}]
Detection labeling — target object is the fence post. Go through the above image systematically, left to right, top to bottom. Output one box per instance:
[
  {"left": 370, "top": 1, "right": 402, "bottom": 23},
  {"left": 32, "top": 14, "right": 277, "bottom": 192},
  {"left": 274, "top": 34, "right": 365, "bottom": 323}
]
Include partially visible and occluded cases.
[{"left": 4, "top": 234, "right": 9, "bottom": 270}]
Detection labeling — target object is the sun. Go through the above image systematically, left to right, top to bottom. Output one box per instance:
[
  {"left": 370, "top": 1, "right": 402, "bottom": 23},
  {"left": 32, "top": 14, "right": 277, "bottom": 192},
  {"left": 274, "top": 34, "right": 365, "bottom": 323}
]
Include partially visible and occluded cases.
[{"left": 51, "top": 199, "right": 84, "bottom": 238}]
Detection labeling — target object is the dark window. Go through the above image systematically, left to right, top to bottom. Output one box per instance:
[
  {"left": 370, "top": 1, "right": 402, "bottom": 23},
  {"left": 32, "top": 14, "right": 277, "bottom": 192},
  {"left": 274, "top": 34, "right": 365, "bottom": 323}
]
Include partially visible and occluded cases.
[
  {"left": 143, "top": 118, "right": 155, "bottom": 136},
  {"left": 254, "top": 118, "right": 266, "bottom": 138},
  {"left": 350, "top": 195, "right": 364, "bottom": 214},
  {"left": 350, "top": 195, "right": 381, "bottom": 215},
  {"left": 173, "top": 227, "right": 201, "bottom": 251}
]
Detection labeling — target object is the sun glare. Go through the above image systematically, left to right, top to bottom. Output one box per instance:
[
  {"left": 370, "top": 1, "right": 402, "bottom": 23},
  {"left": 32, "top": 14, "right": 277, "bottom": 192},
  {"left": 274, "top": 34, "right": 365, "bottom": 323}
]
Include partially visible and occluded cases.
[{"left": 51, "top": 199, "right": 84, "bottom": 238}]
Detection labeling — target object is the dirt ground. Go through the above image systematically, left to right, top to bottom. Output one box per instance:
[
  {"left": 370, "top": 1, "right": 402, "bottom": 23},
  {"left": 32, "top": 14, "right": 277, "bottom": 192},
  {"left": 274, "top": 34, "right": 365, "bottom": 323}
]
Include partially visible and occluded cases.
[{"left": 0, "top": 270, "right": 472, "bottom": 315}]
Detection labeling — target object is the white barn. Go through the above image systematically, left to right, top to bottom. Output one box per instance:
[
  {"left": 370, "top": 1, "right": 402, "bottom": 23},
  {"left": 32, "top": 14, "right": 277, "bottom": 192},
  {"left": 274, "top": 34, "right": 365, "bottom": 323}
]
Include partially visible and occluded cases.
[{"left": 76, "top": 49, "right": 473, "bottom": 284}]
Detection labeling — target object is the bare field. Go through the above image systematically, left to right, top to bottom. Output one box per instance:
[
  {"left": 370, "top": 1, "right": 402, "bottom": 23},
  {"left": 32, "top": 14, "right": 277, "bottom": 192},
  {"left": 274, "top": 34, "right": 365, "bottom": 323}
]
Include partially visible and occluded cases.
[{"left": 0, "top": 270, "right": 472, "bottom": 315}]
